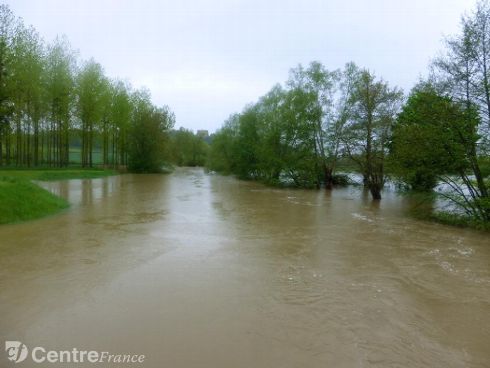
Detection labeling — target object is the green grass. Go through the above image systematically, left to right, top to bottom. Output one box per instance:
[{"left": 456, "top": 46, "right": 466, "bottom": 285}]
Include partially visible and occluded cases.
[
  {"left": 0, "top": 167, "right": 119, "bottom": 224},
  {"left": 0, "top": 168, "right": 118, "bottom": 181},
  {"left": 0, "top": 177, "right": 69, "bottom": 224},
  {"left": 430, "top": 211, "right": 490, "bottom": 231}
]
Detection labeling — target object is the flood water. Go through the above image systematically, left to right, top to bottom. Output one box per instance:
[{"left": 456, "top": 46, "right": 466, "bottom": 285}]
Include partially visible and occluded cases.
[{"left": 0, "top": 167, "right": 489, "bottom": 367}]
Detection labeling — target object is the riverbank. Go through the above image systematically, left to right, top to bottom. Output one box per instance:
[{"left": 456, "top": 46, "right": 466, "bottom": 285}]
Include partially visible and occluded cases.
[{"left": 0, "top": 168, "right": 119, "bottom": 224}]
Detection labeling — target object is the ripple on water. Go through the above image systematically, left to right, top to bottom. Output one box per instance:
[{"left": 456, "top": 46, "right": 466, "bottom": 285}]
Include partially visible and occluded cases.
[{"left": 351, "top": 212, "right": 374, "bottom": 222}]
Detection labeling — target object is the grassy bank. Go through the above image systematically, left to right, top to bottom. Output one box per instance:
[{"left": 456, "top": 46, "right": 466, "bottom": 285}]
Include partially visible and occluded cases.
[
  {"left": 0, "top": 168, "right": 119, "bottom": 224},
  {"left": 0, "top": 177, "right": 68, "bottom": 224},
  {"left": 405, "top": 192, "right": 490, "bottom": 231},
  {"left": 430, "top": 212, "right": 490, "bottom": 231}
]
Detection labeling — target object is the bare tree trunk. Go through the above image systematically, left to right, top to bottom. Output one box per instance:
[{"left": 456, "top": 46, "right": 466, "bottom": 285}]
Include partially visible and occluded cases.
[
  {"left": 89, "top": 123, "right": 93, "bottom": 167},
  {"left": 324, "top": 165, "right": 333, "bottom": 190}
]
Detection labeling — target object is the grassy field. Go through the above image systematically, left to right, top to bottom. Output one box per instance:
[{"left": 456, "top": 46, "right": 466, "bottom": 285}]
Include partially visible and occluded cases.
[
  {"left": 68, "top": 147, "right": 104, "bottom": 165},
  {"left": 0, "top": 168, "right": 119, "bottom": 224},
  {"left": 0, "top": 168, "right": 118, "bottom": 181}
]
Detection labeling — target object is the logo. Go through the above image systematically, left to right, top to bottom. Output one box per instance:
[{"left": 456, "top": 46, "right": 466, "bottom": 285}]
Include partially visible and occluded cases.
[
  {"left": 4, "top": 340, "right": 145, "bottom": 364},
  {"left": 5, "top": 341, "right": 28, "bottom": 363}
]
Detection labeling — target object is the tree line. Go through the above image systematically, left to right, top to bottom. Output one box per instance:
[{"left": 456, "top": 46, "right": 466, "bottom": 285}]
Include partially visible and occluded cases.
[
  {"left": 207, "top": 1, "right": 490, "bottom": 222},
  {"left": 0, "top": 5, "right": 175, "bottom": 172},
  {"left": 207, "top": 63, "right": 402, "bottom": 199}
]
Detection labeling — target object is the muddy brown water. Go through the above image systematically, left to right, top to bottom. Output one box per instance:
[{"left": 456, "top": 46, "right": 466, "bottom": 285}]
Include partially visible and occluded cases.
[{"left": 0, "top": 168, "right": 489, "bottom": 367}]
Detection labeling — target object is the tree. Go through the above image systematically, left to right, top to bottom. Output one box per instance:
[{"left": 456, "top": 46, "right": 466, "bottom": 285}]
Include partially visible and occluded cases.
[
  {"left": 434, "top": 0, "right": 490, "bottom": 147},
  {"left": 0, "top": 5, "right": 16, "bottom": 165},
  {"left": 0, "top": 5, "right": 178, "bottom": 171},
  {"left": 10, "top": 24, "right": 44, "bottom": 166},
  {"left": 44, "top": 36, "right": 75, "bottom": 167},
  {"left": 76, "top": 59, "right": 106, "bottom": 167},
  {"left": 207, "top": 62, "right": 402, "bottom": 193},
  {"left": 287, "top": 62, "right": 341, "bottom": 188},
  {"left": 343, "top": 70, "right": 403, "bottom": 200},
  {"left": 99, "top": 77, "right": 113, "bottom": 166},
  {"left": 110, "top": 80, "right": 132, "bottom": 167},
  {"left": 207, "top": 82, "right": 323, "bottom": 187},
  {"left": 254, "top": 85, "right": 285, "bottom": 183},
  {"left": 277, "top": 87, "right": 321, "bottom": 187},
  {"left": 392, "top": 87, "right": 489, "bottom": 220},
  {"left": 128, "top": 90, "right": 174, "bottom": 172},
  {"left": 232, "top": 104, "right": 262, "bottom": 179},
  {"left": 206, "top": 115, "right": 238, "bottom": 173},
  {"left": 169, "top": 128, "right": 208, "bottom": 167}
]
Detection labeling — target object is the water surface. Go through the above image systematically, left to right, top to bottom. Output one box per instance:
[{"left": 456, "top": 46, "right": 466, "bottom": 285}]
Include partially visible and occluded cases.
[{"left": 1, "top": 168, "right": 489, "bottom": 367}]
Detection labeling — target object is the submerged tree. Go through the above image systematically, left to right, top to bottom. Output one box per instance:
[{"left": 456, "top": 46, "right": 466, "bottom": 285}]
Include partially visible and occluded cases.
[
  {"left": 434, "top": 0, "right": 490, "bottom": 147},
  {"left": 207, "top": 62, "right": 366, "bottom": 189},
  {"left": 207, "top": 62, "right": 403, "bottom": 196},
  {"left": 287, "top": 62, "right": 339, "bottom": 188},
  {"left": 343, "top": 70, "right": 403, "bottom": 200},
  {"left": 392, "top": 87, "right": 489, "bottom": 220}
]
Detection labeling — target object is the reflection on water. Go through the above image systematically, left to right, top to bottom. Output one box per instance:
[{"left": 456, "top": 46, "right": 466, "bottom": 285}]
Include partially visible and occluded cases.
[{"left": 1, "top": 168, "right": 489, "bottom": 368}]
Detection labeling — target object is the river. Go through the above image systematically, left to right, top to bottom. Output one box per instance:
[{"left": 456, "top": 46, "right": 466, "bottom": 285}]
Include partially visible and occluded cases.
[{"left": 0, "top": 167, "right": 489, "bottom": 367}]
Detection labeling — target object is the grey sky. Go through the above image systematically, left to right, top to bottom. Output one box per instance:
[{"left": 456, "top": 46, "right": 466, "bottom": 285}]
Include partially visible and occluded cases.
[{"left": 4, "top": 0, "right": 477, "bottom": 132}]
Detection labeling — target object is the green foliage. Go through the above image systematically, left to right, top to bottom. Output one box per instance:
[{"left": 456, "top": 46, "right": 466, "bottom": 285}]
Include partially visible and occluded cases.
[
  {"left": 434, "top": 0, "right": 490, "bottom": 134},
  {"left": 0, "top": 5, "right": 177, "bottom": 172},
  {"left": 0, "top": 8, "right": 15, "bottom": 165},
  {"left": 10, "top": 22, "right": 44, "bottom": 167},
  {"left": 44, "top": 36, "right": 76, "bottom": 166},
  {"left": 76, "top": 60, "right": 107, "bottom": 167},
  {"left": 207, "top": 63, "right": 403, "bottom": 195},
  {"left": 206, "top": 67, "right": 340, "bottom": 188},
  {"left": 342, "top": 69, "right": 403, "bottom": 199},
  {"left": 109, "top": 80, "right": 132, "bottom": 166},
  {"left": 392, "top": 87, "right": 489, "bottom": 220},
  {"left": 393, "top": 88, "right": 478, "bottom": 177},
  {"left": 392, "top": 90, "right": 468, "bottom": 190},
  {"left": 395, "top": 90, "right": 478, "bottom": 172},
  {"left": 128, "top": 92, "right": 174, "bottom": 173},
  {"left": 232, "top": 105, "right": 262, "bottom": 179},
  {"left": 206, "top": 120, "right": 237, "bottom": 174},
  {"left": 168, "top": 128, "right": 208, "bottom": 167},
  {"left": 479, "top": 156, "right": 490, "bottom": 177},
  {"left": 0, "top": 177, "right": 68, "bottom": 224},
  {"left": 430, "top": 211, "right": 490, "bottom": 231}
]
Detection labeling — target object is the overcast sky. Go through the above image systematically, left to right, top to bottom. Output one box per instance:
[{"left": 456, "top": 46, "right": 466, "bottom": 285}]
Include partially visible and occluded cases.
[{"left": 4, "top": 0, "right": 478, "bottom": 132}]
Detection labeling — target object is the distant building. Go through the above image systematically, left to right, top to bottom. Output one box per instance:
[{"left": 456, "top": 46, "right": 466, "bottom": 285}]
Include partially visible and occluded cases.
[{"left": 196, "top": 130, "right": 209, "bottom": 138}]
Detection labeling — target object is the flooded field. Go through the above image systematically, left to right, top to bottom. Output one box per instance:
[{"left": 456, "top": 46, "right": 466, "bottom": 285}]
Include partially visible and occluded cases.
[{"left": 0, "top": 168, "right": 489, "bottom": 367}]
